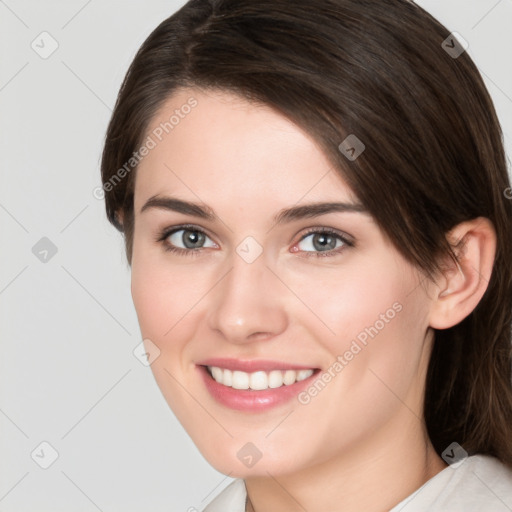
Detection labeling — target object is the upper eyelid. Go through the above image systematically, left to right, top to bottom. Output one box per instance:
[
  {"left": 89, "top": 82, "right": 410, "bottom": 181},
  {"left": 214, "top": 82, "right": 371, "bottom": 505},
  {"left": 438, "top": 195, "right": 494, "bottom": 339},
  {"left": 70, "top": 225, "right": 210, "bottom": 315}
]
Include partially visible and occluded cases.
[{"left": 158, "top": 224, "right": 215, "bottom": 242}]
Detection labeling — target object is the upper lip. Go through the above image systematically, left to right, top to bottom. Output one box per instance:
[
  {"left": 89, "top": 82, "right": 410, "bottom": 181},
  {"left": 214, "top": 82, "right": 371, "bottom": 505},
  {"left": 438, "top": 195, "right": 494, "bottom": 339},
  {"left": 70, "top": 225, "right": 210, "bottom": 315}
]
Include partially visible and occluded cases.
[{"left": 197, "top": 358, "right": 318, "bottom": 372}]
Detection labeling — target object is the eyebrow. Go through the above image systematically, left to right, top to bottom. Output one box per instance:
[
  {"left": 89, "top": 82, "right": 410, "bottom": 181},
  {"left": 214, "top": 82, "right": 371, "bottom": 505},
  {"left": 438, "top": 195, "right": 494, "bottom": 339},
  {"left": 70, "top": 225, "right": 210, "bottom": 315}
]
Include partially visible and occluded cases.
[{"left": 140, "top": 195, "right": 368, "bottom": 225}]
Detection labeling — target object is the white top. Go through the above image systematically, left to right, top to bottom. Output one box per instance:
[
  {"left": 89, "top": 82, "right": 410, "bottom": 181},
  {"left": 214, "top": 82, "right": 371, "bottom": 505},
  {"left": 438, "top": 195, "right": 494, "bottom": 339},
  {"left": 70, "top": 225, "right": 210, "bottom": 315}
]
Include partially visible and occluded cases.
[{"left": 202, "top": 455, "right": 512, "bottom": 511}]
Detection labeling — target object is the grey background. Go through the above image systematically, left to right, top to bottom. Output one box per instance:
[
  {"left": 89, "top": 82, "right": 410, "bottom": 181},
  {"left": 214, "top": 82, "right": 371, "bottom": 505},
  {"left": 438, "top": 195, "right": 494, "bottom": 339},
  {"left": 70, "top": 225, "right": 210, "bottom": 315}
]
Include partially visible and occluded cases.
[{"left": 1, "top": 1, "right": 511, "bottom": 510}]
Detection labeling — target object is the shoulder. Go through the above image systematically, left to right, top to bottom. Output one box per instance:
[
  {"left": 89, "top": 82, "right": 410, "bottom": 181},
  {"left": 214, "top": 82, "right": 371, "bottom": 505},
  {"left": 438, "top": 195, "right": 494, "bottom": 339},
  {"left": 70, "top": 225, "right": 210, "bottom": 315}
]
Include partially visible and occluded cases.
[
  {"left": 391, "top": 454, "right": 512, "bottom": 512},
  {"left": 202, "top": 479, "right": 247, "bottom": 512}
]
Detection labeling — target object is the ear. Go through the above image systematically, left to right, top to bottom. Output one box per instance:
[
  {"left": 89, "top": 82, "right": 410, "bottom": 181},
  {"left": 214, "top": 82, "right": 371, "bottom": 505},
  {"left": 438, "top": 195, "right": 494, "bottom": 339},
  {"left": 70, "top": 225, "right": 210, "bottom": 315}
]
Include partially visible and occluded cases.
[
  {"left": 115, "top": 209, "right": 124, "bottom": 229},
  {"left": 429, "top": 217, "right": 496, "bottom": 329}
]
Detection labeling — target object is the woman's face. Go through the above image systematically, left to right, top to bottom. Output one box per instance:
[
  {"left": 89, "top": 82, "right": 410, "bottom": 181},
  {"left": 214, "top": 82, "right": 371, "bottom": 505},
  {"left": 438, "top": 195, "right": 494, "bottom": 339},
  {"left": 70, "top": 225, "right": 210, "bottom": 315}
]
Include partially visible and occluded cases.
[{"left": 130, "top": 87, "right": 437, "bottom": 477}]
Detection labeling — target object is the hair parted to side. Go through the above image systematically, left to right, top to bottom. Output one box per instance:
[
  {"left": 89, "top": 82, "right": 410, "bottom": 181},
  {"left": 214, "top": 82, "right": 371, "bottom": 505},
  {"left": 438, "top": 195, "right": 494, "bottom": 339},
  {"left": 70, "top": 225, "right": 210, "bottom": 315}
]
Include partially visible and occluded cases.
[{"left": 101, "top": 0, "right": 512, "bottom": 467}]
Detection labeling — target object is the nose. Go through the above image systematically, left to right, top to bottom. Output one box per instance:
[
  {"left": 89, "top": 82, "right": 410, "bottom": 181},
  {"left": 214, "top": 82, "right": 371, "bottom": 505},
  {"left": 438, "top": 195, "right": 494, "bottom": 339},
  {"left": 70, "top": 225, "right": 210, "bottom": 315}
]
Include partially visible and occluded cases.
[{"left": 206, "top": 251, "right": 289, "bottom": 345}]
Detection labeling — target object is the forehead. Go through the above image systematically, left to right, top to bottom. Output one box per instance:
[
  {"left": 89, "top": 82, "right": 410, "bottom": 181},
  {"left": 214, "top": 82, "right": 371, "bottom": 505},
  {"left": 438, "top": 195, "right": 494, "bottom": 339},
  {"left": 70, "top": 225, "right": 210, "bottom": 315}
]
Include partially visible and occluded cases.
[{"left": 134, "top": 88, "right": 359, "bottom": 212}]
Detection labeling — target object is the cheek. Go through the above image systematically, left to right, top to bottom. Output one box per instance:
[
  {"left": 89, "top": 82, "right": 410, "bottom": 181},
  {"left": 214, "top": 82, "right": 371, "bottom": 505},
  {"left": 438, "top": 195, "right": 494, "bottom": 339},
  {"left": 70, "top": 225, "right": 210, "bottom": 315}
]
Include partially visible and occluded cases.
[
  {"left": 130, "top": 246, "right": 208, "bottom": 344},
  {"left": 130, "top": 251, "right": 206, "bottom": 414},
  {"left": 288, "top": 255, "right": 407, "bottom": 347},
  {"left": 291, "top": 255, "right": 428, "bottom": 393},
  {"left": 283, "top": 263, "right": 430, "bottom": 458}
]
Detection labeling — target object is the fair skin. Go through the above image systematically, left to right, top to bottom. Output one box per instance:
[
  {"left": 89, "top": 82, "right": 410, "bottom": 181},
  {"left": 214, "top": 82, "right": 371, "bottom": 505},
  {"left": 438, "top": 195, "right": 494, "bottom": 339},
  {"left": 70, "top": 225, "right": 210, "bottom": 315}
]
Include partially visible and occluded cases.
[{"left": 126, "top": 87, "right": 496, "bottom": 512}]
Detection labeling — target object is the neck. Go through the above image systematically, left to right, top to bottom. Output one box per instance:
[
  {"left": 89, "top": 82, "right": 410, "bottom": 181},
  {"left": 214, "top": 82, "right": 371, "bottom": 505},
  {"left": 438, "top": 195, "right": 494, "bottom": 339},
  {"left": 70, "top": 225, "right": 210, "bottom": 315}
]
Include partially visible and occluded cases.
[{"left": 244, "top": 414, "right": 447, "bottom": 512}]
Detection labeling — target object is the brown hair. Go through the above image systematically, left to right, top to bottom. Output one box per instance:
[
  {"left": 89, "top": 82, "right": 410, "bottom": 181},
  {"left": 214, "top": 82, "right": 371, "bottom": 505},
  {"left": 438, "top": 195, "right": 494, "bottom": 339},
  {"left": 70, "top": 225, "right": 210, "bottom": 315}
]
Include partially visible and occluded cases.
[{"left": 101, "top": 0, "right": 512, "bottom": 467}]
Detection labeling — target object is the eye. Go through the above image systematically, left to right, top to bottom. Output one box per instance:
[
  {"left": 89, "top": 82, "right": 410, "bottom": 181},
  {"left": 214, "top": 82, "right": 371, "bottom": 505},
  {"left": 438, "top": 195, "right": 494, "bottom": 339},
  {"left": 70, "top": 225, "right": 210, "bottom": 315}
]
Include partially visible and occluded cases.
[
  {"left": 156, "top": 225, "right": 353, "bottom": 258},
  {"left": 157, "top": 225, "right": 217, "bottom": 255},
  {"left": 294, "top": 228, "right": 353, "bottom": 257}
]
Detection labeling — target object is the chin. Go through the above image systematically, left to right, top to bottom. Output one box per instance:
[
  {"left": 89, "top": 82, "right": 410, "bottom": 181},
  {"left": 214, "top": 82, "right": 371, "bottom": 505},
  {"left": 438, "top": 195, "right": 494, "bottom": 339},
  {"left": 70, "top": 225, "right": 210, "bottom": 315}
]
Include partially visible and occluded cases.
[{"left": 193, "top": 437, "right": 307, "bottom": 478}]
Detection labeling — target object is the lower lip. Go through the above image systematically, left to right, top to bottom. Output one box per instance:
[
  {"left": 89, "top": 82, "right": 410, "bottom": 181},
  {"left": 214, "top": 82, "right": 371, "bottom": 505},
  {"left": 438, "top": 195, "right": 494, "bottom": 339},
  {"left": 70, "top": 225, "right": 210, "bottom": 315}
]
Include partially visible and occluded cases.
[{"left": 198, "top": 365, "right": 318, "bottom": 412}]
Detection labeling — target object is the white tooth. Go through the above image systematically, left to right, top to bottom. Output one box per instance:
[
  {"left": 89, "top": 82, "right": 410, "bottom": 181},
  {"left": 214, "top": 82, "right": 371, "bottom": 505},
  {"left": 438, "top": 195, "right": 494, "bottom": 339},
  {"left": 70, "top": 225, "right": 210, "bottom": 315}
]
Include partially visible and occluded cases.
[
  {"left": 211, "top": 366, "right": 223, "bottom": 382},
  {"left": 209, "top": 367, "right": 314, "bottom": 389},
  {"left": 223, "top": 369, "right": 233, "bottom": 387},
  {"left": 296, "top": 369, "right": 314, "bottom": 382},
  {"left": 232, "top": 370, "right": 250, "bottom": 389},
  {"left": 268, "top": 370, "right": 284, "bottom": 388},
  {"left": 283, "top": 370, "right": 297, "bottom": 385},
  {"left": 249, "top": 371, "right": 268, "bottom": 390}
]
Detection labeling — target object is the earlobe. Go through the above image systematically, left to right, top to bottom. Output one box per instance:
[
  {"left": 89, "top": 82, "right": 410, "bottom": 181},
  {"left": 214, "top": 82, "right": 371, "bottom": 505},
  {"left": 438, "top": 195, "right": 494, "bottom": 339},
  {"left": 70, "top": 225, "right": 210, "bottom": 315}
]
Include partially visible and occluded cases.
[
  {"left": 115, "top": 209, "right": 125, "bottom": 229},
  {"left": 429, "top": 217, "right": 496, "bottom": 330}
]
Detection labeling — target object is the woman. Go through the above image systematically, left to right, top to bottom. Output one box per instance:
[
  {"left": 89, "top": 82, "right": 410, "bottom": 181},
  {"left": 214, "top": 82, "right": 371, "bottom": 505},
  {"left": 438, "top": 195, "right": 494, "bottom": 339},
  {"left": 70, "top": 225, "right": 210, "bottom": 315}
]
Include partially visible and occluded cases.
[{"left": 100, "top": 0, "right": 512, "bottom": 510}]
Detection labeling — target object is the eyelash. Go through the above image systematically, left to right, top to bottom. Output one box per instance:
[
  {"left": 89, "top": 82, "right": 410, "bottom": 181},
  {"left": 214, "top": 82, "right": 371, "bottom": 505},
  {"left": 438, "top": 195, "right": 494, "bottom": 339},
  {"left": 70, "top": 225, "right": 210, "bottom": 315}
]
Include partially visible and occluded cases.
[{"left": 155, "top": 224, "right": 354, "bottom": 258}]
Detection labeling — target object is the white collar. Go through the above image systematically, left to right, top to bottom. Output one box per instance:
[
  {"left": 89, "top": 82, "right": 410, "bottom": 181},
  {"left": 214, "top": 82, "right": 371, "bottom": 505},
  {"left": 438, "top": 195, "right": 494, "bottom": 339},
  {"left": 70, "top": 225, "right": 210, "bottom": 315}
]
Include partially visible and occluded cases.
[{"left": 202, "top": 479, "right": 247, "bottom": 511}]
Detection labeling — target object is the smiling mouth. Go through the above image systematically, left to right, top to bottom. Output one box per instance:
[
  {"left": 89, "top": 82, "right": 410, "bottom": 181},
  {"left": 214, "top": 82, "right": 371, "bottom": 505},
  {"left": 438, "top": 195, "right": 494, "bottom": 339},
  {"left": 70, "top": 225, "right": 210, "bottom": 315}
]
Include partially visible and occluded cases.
[{"left": 206, "top": 366, "right": 318, "bottom": 391}]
